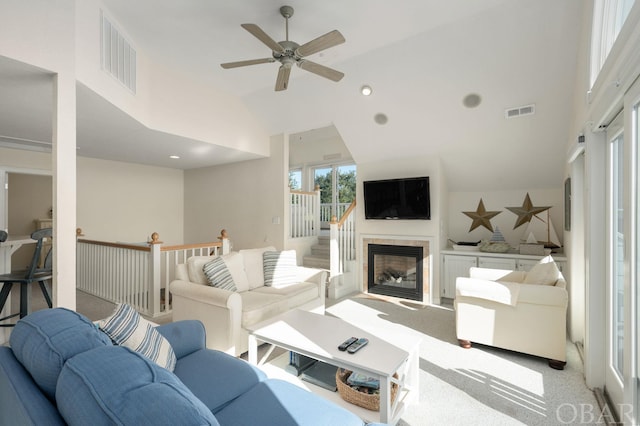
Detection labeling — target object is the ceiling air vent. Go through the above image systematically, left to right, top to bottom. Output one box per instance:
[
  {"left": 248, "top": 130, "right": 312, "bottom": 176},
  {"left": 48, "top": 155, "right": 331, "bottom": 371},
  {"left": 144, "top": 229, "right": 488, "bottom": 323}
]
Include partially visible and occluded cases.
[
  {"left": 100, "top": 10, "right": 136, "bottom": 93},
  {"left": 505, "top": 104, "right": 535, "bottom": 119}
]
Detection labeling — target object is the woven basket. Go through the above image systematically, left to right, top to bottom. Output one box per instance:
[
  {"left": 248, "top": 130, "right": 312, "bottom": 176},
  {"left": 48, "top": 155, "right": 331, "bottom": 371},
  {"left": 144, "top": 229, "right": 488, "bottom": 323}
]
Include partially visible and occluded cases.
[{"left": 335, "top": 369, "right": 398, "bottom": 411}]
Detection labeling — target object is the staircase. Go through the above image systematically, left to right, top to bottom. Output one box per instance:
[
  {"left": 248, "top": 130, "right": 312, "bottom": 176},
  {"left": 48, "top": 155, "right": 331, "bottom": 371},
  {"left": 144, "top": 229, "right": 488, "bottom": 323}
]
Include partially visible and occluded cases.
[{"left": 303, "top": 234, "right": 330, "bottom": 270}]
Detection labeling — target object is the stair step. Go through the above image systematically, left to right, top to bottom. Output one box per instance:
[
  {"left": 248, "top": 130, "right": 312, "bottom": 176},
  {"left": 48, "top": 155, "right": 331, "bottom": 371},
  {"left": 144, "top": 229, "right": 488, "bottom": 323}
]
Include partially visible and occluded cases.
[
  {"left": 317, "top": 235, "right": 330, "bottom": 245},
  {"left": 311, "top": 244, "right": 330, "bottom": 256},
  {"left": 303, "top": 255, "right": 330, "bottom": 270}
]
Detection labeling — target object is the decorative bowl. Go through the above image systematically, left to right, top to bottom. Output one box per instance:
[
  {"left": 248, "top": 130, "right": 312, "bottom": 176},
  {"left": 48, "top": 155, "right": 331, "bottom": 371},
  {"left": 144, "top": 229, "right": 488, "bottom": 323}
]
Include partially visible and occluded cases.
[{"left": 478, "top": 241, "right": 511, "bottom": 253}]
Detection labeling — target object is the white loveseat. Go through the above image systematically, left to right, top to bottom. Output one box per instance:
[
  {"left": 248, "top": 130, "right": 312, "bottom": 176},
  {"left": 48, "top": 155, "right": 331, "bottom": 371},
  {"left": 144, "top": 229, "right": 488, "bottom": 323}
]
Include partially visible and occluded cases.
[
  {"left": 169, "top": 246, "right": 327, "bottom": 356},
  {"left": 454, "top": 258, "right": 568, "bottom": 369}
]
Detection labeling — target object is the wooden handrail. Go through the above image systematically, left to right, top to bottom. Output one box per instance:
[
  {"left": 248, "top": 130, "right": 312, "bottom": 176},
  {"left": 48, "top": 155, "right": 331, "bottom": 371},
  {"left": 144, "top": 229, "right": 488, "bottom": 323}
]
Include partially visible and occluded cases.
[
  {"left": 290, "top": 189, "right": 319, "bottom": 196},
  {"left": 337, "top": 200, "right": 357, "bottom": 228},
  {"left": 77, "top": 229, "right": 225, "bottom": 253},
  {"left": 77, "top": 239, "right": 150, "bottom": 252},
  {"left": 161, "top": 241, "right": 222, "bottom": 252}
]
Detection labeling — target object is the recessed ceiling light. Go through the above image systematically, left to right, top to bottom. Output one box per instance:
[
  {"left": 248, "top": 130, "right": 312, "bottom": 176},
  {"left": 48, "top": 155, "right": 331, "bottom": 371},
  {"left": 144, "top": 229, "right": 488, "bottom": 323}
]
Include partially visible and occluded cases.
[
  {"left": 361, "top": 85, "right": 373, "bottom": 96},
  {"left": 169, "top": 155, "right": 180, "bottom": 159}
]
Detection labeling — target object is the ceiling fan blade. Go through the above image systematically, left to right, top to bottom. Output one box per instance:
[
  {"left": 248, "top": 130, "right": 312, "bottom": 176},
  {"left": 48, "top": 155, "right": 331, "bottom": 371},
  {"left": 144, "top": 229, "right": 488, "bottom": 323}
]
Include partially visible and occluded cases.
[
  {"left": 241, "top": 23, "right": 285, "bottom": 53},
  {"left": 295, "top": 30, "right": 345, "bottom": 57},
  {"left": 220, "top": 58, "right": 275, "bottom": 69},
  {"left": 298, "top": 60, "right": 344, "bottom": 82},
  {"left": 275, "top": 65, "right": 292, "bottom": 91}
]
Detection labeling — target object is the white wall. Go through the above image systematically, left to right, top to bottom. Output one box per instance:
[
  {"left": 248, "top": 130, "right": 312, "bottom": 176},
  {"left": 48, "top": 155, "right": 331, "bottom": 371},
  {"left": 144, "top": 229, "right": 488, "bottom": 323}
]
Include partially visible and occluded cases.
[
  {"left": 0, "top": 0, "right": 74, "bottom": 73},
  {"left": 75, "top": 0, "right": 270, "bottom": 157},
  {"left": 563, "top": 0, "right": 593, "bottom": 346},
  {"left": 289, "top": 132, "right": 353, "bottom": 168},
  {"left": 184, "top": 135, "right": 287, "bottom": 251},
  {"left": 0, "top": 148, "right": 52, "bottom": 172},
  {"left": 0, "top": 150, "right": 185, "bottom": 245},
  {"left": 355, "top": 156, "right": 442, "bottom": 299},
  {"left": 76, "top": 157, "right": 184, "bottom": 244},
  {"left": 448, "top": 189, "right": 563, "bottom": 248}
]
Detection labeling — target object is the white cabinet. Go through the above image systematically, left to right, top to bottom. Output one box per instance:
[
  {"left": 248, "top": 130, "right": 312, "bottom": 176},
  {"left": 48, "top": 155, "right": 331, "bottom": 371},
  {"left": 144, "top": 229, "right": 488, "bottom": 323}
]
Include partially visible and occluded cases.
[
  {"left": 440, "top": 250, "right": 567, "bottom": 299},
  {"left": 442, "top": 255, "right": 477, "bottom": 298},
  {"left": 478, "top": 257, "right": 516, "bottom": 270},
  {"left": 515, "top": 259, "right": 541, "bottom": 272}
]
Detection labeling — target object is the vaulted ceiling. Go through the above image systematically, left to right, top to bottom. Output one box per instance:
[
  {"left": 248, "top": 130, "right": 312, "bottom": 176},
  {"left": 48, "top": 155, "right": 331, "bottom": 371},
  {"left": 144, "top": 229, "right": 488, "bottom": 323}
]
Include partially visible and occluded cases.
[{"left": 0, "top": 1, "right": 585, "bottom": 191}]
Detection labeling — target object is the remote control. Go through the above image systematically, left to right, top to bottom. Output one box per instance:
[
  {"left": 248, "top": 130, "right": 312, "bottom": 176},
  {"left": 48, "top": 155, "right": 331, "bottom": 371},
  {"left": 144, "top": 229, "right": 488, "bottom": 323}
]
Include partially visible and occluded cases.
[
  {"left": 338, "top": 337, "right": 358, "bottom": 351},
  {"left": 347, "top": 338, "right": 369, "bottom": 354}
]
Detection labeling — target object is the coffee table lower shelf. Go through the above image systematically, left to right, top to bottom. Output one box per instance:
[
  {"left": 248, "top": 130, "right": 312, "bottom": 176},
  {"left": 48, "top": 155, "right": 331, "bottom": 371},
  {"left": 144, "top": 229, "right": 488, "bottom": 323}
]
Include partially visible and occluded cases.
[{"left": 258, "top": 353, "right": 410, "bottom": 425}]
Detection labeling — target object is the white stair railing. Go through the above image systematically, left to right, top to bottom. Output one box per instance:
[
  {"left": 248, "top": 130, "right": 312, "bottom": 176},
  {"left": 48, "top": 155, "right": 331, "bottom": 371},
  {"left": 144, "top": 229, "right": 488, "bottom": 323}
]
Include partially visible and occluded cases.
[
  {"left": 289, "top": 187, "right": 321, "bottom": 238},
  {"left": 329, "top": 201, "right": 357, "bottom": 279},
  {"left": 76, "top": 229, "right": 230, "bottom": 317}
]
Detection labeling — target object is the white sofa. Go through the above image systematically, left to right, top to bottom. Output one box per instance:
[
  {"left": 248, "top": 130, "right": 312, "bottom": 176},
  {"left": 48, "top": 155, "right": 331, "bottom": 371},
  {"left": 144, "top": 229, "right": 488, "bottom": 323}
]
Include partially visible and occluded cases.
[
  {"left": 169, "top": 246, "right": 327, "bottom": 356},
  {"left": 454, "top": 259, "right": 568, "bottom": 369}
]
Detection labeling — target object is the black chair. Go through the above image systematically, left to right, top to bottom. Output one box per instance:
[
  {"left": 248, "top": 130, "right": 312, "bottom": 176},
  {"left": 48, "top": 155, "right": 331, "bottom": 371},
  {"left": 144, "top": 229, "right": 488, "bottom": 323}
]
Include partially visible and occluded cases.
[{"left": 0, "top": 228, "right": 53, "bottom": 327}]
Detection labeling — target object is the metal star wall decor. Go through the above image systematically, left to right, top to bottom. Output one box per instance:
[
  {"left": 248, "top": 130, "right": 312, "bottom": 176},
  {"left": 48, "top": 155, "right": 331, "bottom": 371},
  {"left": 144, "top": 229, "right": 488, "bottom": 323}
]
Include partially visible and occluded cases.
[
  {"left": 505, "top": 193, "right": 551, "bottom": 229},
  {"left": 462, "top": 199, "right": 501, "bottom": 232}
]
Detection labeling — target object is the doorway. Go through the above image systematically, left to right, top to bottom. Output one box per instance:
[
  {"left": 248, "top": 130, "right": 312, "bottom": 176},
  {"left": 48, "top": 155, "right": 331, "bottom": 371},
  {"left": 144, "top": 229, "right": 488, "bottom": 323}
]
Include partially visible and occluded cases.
[{"left": 6, "top": 172, "right": 53, "bottom": 270}]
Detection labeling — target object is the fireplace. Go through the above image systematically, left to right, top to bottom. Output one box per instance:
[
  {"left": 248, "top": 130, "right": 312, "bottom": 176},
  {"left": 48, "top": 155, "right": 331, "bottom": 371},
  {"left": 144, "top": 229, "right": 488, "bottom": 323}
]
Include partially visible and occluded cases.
[{"left": 367, "top": 244, "right": 423, "bottom": 301}]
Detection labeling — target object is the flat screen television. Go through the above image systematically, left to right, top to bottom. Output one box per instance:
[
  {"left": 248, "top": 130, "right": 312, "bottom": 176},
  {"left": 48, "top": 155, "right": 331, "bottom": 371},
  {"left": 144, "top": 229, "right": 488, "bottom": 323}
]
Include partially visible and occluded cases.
[{"left": 363, "top": 176, "right": 431, "bottom": 220}]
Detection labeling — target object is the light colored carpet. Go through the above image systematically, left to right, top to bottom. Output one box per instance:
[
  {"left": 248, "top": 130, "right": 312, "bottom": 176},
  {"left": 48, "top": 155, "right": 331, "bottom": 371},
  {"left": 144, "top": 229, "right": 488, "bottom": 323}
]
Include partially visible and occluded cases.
[
  {"left": 13, "top": 289, "right": 600, "bottom": 425},
  {"left": 325, "top": 294, "right": 600, "bottom": 426}
]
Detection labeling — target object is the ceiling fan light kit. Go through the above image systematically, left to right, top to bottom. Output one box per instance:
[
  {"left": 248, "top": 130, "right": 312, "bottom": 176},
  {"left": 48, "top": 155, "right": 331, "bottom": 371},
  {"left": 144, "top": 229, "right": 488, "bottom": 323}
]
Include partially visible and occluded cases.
[{"left": 220, "top": 5, "right": 346, "bottom": 91}]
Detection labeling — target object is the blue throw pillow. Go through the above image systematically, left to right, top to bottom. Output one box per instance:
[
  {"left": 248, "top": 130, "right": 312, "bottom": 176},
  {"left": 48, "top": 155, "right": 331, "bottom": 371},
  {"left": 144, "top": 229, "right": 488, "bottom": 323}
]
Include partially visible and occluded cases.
[
  {"left": 10, "top": 308, "right": 112, "bottom": 400},
  {"left": 56, "top": 346, "right": 219, "bottom": 426}
]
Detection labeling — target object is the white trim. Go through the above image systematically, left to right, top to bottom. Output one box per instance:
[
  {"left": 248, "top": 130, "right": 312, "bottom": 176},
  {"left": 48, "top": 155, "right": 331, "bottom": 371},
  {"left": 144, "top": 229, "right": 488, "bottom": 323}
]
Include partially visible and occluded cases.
[
  {"left": 588, "top": 2, "right": 640, "bottom": 130},
  {"left": 624, "top": 75, "right": 640, "bottom": 424},
  {"left": 360, "top": 233, "right": 436, "bottom": 305}
]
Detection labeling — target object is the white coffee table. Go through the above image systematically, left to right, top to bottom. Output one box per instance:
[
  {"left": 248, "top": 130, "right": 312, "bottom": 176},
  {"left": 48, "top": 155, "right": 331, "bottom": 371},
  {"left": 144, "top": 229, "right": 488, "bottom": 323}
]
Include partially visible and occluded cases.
[{"left": 246, "top": 309, "right": 420, "bottom": 425}]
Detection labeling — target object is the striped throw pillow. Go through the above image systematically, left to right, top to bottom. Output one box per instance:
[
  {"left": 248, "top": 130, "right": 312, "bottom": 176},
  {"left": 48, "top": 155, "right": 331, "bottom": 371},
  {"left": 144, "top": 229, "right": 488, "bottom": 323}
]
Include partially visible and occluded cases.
[
  {"left": 263, "top": 250, "right": 298, "bottom": 288},
  {"left": 203, "top": 256, "right": 237, "bottom": 291},
  {"left": 98, "top": 303, "right": 176, "bottom": 372}
]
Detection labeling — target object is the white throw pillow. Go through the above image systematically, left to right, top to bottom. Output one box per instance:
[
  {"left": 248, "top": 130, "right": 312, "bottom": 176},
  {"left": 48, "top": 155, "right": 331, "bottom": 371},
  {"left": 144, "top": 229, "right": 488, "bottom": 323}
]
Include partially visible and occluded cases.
[
  {"left": 239, "top": 246, "right": 276, "bottom": 289},
  {"left": 263, "top": 250, "right": 298, "bottom": 288},
  {"left": 221, "top": 252, "right": 250, "bottom": 292},
  {"left": 186, "top": 256, "right": 215, "bottom": 285},
  {"left": 203, "top": 256, "right": 237, "bottom": 291},
  {"left": 523, "top": 257, "right": 560, "bottom": 286},
  {"left": 496, "top": 270, "right": 525, "bottom": 283},
  {"left": 98, "top": 303, "right": 176, "bottom": 371}
]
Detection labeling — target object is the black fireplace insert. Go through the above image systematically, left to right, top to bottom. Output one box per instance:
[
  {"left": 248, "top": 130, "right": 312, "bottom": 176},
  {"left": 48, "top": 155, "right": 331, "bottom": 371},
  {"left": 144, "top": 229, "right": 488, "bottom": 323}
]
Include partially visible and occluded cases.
[{"left": 367, "top": 244, "right": 423, "bottom": 301}]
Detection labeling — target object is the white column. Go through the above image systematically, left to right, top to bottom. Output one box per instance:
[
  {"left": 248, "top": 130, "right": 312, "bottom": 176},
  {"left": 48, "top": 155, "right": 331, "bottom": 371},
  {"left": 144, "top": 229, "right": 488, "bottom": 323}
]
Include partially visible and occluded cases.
[{"left": 52, "top": 72, "right": 76, "bottom": 310}]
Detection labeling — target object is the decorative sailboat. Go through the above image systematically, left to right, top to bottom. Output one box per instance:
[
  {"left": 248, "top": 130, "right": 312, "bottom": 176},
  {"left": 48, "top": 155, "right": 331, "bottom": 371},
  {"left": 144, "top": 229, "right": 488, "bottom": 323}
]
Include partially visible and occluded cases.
[{"left": 522, "top": 209, "right": 561, "bottom": 248}]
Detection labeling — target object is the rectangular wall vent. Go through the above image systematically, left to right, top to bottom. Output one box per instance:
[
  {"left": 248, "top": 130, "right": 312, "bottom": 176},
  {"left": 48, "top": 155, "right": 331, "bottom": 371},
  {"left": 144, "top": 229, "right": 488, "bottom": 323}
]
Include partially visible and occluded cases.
[
  {"left": 100, "top": 10, "right": 136, "bottom": 93},
  {"left": 505, "top": 104, "right": 535, "bottom": 119},
  {"left": 323, "top": 153, "right": 342, "bottom": 161}
]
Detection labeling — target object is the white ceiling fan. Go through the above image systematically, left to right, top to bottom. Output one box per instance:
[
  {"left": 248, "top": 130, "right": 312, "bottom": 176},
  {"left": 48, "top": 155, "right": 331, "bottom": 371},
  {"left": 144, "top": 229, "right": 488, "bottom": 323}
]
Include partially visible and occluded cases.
[{"left": 220, "top": 5, "right": 346, "bottom": 91}]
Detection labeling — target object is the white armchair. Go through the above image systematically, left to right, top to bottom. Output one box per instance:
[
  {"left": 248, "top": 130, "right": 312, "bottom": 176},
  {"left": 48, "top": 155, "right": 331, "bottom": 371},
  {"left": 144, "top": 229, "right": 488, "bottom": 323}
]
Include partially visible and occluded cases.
[{"left": 454, "top": 261, "right": 568, "bottom": 369}]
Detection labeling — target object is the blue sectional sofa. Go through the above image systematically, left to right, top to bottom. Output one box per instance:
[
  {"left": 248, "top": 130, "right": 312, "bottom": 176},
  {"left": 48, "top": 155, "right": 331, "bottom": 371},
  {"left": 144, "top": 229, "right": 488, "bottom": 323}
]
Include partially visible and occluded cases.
[{"left": 0, "top": 308, "right": 380, "bottom": 426}]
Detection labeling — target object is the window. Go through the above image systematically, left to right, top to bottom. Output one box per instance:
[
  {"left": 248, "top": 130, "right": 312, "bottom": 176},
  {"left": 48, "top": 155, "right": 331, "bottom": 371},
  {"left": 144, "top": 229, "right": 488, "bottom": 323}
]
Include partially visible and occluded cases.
[
  {"left": 591, "top": 0, "right": 635, "bottom": 86},
  {"left": 288, "top": 169, "right": 302, "bottom": 190}
]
